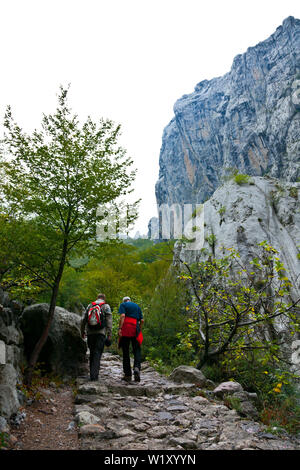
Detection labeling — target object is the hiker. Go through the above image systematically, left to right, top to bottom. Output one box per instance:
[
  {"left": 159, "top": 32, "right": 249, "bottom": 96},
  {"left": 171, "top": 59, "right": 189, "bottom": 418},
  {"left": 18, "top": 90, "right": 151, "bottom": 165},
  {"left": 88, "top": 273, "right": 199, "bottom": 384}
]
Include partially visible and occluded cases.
[
  {"left": 81, "top": 293, "right": 112, "bottom": 381},
  {"left": 118, "top": 296, "right": 144, "bottom": 382}
]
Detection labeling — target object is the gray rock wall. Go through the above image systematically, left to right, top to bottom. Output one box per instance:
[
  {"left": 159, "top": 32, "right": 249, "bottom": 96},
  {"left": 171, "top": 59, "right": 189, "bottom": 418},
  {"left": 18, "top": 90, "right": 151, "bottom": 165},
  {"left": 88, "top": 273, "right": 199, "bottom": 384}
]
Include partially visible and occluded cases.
[
  {"left": 155, "top": 17, "right": 300, "bottom": 208},
  {"left": 175, "top": 176, "right": 300, "bottom": 375},
  {"left": 177, "top": 177, "right": 300, "bottom": 293},
  {"left": 0, "top": 289, "right": 24, "bottom": 420}
]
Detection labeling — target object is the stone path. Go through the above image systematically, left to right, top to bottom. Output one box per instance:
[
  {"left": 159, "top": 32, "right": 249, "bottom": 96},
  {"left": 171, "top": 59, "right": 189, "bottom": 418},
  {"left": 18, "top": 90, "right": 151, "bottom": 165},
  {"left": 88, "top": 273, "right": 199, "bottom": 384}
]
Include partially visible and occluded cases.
[{"left": 75, "top": 353, "right": 300, "bottom": 451}]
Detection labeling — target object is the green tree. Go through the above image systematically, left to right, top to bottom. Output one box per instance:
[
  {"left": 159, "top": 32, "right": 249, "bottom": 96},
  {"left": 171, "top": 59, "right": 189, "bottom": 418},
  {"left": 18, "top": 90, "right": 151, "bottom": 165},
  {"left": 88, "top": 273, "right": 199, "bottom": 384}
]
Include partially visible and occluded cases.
[
  {"left": 0, "top": 86, "right": 137, "bottom": 384},
  {"left": 0, "top": 212, "right": 46, "bottom": 299},
  {"left": 54, "top": 240, "right": 173, "bottom": 312},
  {"left": 178, "top": 242, "right": 300, "bottom": 369},
  {"left": 143, "top": 266, "right": 190, "bottom": 366}
]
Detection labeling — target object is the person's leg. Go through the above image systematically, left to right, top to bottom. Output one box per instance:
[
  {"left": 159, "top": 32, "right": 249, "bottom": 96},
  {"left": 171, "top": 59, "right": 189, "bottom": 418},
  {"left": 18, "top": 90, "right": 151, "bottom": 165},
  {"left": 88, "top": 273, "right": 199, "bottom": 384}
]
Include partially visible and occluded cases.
[
  {"left": 87, "top": 334, "right": 96, "bottom": 380},
  {"left": 88, "top": 334, "right": 105, "bottom": 381},
  {"left": 121, "top": 337, "right": 132, "bottom": 379},
  {"left": 132, "top": 337, "right": 141, "bottom": 382}
]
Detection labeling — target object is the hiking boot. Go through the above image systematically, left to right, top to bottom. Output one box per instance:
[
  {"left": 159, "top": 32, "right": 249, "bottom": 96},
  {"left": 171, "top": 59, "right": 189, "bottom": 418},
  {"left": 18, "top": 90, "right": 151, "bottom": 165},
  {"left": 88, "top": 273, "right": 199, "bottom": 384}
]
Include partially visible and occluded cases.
[
  {"left": 134, "top": 367, "right": 140, "bottom": 382},
  {"left": 122, "top": 375, "right": 132, "bottom": 383}
]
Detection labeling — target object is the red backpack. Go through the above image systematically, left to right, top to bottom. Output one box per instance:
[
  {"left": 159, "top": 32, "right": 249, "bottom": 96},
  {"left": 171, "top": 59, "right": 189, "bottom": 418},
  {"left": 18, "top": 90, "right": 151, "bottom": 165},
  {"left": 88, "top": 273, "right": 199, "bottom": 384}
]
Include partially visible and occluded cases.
[{"left": 87, "top": 301, "right": 106, "bottom": 330}]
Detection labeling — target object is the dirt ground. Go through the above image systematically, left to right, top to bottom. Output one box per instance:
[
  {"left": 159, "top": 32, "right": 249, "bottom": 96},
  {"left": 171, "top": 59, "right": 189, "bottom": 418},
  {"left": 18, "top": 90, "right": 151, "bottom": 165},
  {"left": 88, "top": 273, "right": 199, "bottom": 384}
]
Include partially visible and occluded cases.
[{"left": 9, "top": 384, "right": 79, "bottom": 451}]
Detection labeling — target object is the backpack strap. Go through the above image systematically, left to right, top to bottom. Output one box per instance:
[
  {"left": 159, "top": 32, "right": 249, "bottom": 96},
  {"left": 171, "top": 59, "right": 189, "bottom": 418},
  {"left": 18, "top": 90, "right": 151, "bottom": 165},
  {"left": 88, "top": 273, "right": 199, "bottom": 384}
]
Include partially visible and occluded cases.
[
  {"left": 90, "top": 301, "right": 106, "bottom": 308},
  {"left": 98, "top": 301, "right": 106, "bottom": 311}
]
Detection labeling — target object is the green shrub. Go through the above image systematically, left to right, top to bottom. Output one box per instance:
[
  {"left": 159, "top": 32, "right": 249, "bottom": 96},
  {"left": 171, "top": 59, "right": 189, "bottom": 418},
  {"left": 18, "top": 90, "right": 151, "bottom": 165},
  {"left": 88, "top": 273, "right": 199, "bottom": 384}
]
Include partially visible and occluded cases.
[
  {"left": 234, "top": 173, "right": 251, "bottom": 185},
  {"left": 289, "top": 187, "right": 298, "bottom": 199},
  {"left": 218, "top": 206, "right": 226, "bottom": 216},
  {"left": 205, "top": 233, "right": 217, "bottom": 247},
  {"left": 142, "top": 267, "right": 192, "bottom": 368},
  {"left": 217, "top": 353, "right": 300, "bottom": 435},
  {"left": 201, "top": 362, "right": 229, "bottom": 384},
  {"left": 260, "top": 392, "right": 300, "bottom": 435},
  {"left": 223, "top": 395, "right": 242, "bottom": 414},
  {"left": 0, "top": 432, "right": 10, "bottom": 449}
]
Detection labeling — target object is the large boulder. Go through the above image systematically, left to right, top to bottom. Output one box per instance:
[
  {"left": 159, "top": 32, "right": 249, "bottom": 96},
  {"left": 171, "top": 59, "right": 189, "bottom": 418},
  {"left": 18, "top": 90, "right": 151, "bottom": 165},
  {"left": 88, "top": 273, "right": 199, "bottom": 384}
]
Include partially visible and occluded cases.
[
  {"left": 0, "top": 290, "right": 25, "bottom": 420},
  {"left": 20, "top": 303, "right": 87, "bottom": 377},
  {"left": 0, "top": 307, "right": 24, "bottom": 348},
  {"left": 0, "top": 364, "right": 20, "bottom": 419},
  {"left": 169, "top": 365, "right": 208, "bottom": 387},
  {"left": 213, "top": 381, "right": 243, "bottom": 398},
  {"left": 230, "top": 391, "right": 260, "bottom": 420}
]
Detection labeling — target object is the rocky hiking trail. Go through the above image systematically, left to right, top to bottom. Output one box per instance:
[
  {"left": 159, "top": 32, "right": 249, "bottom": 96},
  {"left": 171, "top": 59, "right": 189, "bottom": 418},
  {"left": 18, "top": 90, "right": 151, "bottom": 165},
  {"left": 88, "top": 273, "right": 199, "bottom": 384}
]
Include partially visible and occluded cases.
[
  {"left": 9, "top": 352, "right": 300, "bottom": 451},
  {"left": 74, "top": 354, "right": 300, "bottom": 451}
]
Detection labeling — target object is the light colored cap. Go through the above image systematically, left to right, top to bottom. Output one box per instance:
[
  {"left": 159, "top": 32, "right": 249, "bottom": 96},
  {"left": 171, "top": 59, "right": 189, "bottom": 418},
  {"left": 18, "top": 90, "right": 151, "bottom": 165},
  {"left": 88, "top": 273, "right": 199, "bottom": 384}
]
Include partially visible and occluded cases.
[{"left": 123, "top": 296, "right": 131, "bottom": 302}]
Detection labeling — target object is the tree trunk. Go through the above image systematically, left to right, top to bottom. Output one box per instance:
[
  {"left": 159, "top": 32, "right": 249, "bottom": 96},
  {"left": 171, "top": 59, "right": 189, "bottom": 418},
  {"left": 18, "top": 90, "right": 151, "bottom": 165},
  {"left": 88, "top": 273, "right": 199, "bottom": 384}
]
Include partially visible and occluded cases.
[
  {"left": 24, "top": 239, "right": 68, "bottom": 386},
  {"left": 197, "top": 353, "right": 209, "bottom": 370}
]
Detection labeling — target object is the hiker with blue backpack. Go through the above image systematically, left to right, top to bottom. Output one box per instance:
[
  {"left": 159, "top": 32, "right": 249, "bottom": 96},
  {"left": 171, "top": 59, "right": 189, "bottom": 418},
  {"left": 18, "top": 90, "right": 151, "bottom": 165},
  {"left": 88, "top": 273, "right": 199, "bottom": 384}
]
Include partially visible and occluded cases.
[
  {"left": 81, "top": 293, "right": 112, "bottom": 381},
  {"left": 118, "top": 296, "right": 144, "bottom": 383}
]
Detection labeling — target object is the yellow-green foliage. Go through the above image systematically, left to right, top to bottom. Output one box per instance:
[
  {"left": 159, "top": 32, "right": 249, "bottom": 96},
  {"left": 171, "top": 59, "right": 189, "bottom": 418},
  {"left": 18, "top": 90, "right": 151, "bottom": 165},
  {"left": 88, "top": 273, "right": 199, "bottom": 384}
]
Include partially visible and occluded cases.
[
  {"left": 234, "top": 173, "right": 251, "bottom": 185},
  {"left": 39, "top": 239, "right": 174, "bottom": 314}
]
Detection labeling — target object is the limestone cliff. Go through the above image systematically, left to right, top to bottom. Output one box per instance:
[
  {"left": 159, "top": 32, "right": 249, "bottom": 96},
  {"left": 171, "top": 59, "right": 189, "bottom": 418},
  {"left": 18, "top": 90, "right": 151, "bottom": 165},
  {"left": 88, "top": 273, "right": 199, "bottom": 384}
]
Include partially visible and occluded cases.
[
  {"left": 155, "top": 16, "right": 300, "bottom": 207},
  {"left": 174, "top": 176, "right": 300, "bottom": 374},
  {"left": 176, "top": 177, "right": 300, "bottom": 298}
]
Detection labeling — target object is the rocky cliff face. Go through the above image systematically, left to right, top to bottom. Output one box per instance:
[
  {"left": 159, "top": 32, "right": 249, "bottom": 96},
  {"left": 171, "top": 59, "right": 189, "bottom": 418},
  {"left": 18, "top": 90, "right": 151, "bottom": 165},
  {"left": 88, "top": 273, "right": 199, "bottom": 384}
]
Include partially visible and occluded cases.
[
  {"left": 155, "top": 16, "right": 300, "bottom": 207},
  {"left": 174, "top": 176, "right": 300, "bottom": 374},
  {"left": 175, "top": 177, "right": 300, "bottom": 295}
]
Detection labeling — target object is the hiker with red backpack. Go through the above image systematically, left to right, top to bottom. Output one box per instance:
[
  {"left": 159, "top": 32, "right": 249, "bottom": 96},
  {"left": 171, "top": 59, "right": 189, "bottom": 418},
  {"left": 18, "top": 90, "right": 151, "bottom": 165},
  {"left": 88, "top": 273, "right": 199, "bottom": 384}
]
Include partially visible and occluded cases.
[
  {"left": 81, "top": 293, "right": 112, "bottom": 381},
  {"left": 118, "top": 296, "right": 144, "bottom": 383}
]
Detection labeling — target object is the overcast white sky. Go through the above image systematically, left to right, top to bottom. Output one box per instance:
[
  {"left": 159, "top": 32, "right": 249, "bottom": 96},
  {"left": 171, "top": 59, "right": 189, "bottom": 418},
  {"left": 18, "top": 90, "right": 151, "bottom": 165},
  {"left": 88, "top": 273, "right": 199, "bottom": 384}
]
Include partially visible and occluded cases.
[{"left": 0, "top": 0, "right": 299, "bottom": 236}]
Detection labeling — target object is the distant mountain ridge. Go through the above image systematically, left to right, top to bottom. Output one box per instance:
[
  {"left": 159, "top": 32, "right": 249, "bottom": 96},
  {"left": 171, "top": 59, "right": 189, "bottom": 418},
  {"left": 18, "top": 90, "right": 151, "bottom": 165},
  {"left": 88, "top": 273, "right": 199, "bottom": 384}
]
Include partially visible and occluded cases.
[{"left": 155, "top": 16, "right": 300, "bottom": 208}]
